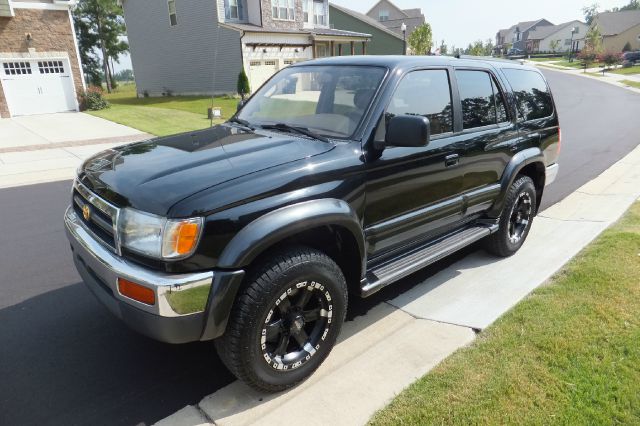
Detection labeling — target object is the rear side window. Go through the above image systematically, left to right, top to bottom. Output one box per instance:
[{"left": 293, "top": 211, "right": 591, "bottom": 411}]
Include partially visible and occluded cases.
[
  {"left": 386, "top": 69, "right": 453, "bottom": 135},
  {"left": 503, "top": 69, "right": 553, "bottom": 121},
  {"left": 456, "top": 70, "right": 496, "bottom": 129}
]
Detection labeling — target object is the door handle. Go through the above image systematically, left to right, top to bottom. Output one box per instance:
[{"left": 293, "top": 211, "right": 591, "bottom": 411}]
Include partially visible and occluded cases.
[{"left": 445, "top": 154, "right": 459, "bottom": 167}]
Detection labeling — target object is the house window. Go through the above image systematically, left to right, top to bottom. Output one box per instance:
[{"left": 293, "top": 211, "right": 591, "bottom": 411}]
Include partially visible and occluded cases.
[
  {"left": 167, "top": 0, "right": 177, "bottom": 26},
  {"left": 225, "top": 0, "right": 244, "bottom": 20},
  {"left": 272, "top": 0, "right": 294, "bottom": 20},
  {"left": 303, "top": 0, "right": 309, "bottom": 22},
  {"left": 313, "top": 0, "right": 325, "bottom": 25},
  {"left": 379, "top": 9, "right": 388, "bottom": 21},
  {"left": 573, "top": 27, "right": 579, "bottom": 34},
  {"left": 564, "top": 38, "right": 572, "bottom": 46},
  {"left": 38, "top": 60, "right": 64, "bottom": 74},
  {"left": 264, "top": 60, "right": 277, "bottom": 66},
  {"left": 284, "top": 60, "right": 294, "bottom": 65},
  {"left": 250, "top": 61, "right": 261, "bottom": 66},
  {"left": 3, "top": 62, "right": 32, "bottom": 75}
]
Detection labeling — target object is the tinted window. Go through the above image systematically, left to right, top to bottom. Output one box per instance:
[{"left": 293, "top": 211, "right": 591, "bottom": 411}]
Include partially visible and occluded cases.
[
  {"left": 503, "top": 69, "right": 553, "bottom": 121},
  {"left": 387, "top": 70, "right": 453, "bottom": 135},
  {"left": 456, "top": 70, "right": 496, "bottom": 129},
  {"left": 491, "top": 78, "right": 508, "bottom": 123}
]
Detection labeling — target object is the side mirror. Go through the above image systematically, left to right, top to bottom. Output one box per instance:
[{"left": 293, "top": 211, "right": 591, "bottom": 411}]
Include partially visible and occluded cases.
[
  {"left": 237, "top": 99, "right": 246, "bottom": 112},
  {"left": 385, "top": 115, "right": 431, "bottom": 147}
]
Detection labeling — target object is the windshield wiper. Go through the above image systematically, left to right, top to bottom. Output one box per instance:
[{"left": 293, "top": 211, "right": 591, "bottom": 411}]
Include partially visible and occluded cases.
[
  {"left": 228, "top": 117, "right": 254, "bottom": 131},
  {"left": 260, "top": 123, "right": 330, "bottom": 143}
]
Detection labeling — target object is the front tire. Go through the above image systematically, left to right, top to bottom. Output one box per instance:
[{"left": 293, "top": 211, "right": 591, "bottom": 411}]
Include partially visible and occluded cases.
[
  {"left": 484, "top": 175, "right": 537, "bottom": 257},
  {"left": 215, "top": 246, "right": 348, "bottom": 392}
]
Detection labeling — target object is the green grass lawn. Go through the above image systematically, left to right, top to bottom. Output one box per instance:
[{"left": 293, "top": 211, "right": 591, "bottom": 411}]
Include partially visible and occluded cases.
[
  {"left": 527, "top": 57, "right": 562, "bottom": 62},
  {"left": 551, "top": 60, "right": 597, "bottom": 69},
  {"left": 608, "top": 65, "right": 640, "bottom": 75},
  {"left": 621, "top": 79, "right": 640, "bottom": 89},
  {"left": 87, "top": 83, "right": 239, "bottom": 136},
  {"left": 370, "top": 202, "right": 640, "bottom": 425}
]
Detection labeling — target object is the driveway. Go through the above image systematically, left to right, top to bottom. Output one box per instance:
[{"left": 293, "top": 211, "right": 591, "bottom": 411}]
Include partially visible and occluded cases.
[{"left": 0, "top": 112, "right": 146, "bottom": 151}]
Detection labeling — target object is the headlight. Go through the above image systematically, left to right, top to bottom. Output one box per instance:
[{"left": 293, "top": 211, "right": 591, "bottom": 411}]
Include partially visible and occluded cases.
[{"left": 118, "top": 208, "right": 203, "bottom": 259}]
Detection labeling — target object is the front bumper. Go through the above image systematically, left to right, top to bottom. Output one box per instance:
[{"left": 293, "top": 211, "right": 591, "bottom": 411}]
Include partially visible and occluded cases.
[{"left": 65, "top": 206, "right": 244, "bottom": 343}]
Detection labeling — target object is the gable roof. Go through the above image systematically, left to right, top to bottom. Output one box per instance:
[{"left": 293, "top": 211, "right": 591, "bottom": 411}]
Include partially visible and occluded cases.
[
  {"left": 365, "top": 0, "right": 408, "bottom": 18},
  {"left": 330, "top": 3, "right": 404, "bottom": 40},
  {"left": 403, "top": 8, "right": 423, "bottom": 18},
  {"left": 592, "top": 10, "right": 640, "bottom": 36},
  {"left": 528, "top": 20, "right": 584, "bottom": 40}
]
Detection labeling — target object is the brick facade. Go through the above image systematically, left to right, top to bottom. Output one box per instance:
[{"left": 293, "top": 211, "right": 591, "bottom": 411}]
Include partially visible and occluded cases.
[
  {"left": 260, "top": 0, "right": 304, "bottom": 30},
  {"left": 0, "top": 9, "right": 83, "bottom": 118}
]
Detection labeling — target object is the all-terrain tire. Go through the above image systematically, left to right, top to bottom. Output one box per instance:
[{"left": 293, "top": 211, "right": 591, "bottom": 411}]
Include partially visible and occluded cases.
[
  {"left": 484, "top": 175, "right": 537, "bottom": 257},
  {"left": 215, "top": 245, "right": 348, "bottom": 392}
]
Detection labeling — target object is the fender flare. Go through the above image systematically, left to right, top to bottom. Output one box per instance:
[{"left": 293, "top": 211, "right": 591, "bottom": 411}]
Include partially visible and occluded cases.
[
  {"left": 487, "top": 147, "right": 545, "bottom": 217},
  {"left": 217, "top": 198, "right": 365, "bottom": 270}
]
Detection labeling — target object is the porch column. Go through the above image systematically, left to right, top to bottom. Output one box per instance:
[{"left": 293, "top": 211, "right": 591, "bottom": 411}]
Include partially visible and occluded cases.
[
  {"left": 312, "top": 40, "right": 317, "bottom": 58},
  {"left": 330, "top": 41, "right": 335, "bottom": 57},
  {"left": 350, "top": 41, "right": 355, "bottom": 55},
  {"left": 362, "top": 41, "right": 367, "bottom": 55},
  {"left": 338, "top": 44, "right": 342, "bottom": 56}
]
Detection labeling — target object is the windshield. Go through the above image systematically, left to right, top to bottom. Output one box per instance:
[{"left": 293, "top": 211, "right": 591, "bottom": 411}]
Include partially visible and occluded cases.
[{"left": 237, "top": 65, "right": 387, "bottom": 138}]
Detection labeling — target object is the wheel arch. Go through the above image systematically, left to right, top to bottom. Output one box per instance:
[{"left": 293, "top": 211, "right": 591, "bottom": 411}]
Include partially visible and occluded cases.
[
  {"left": 487, "top": 147, "right": 546, "bottom": 217},
  {"left": 217, "top": 199, "right": 366, "bottom": 289}
]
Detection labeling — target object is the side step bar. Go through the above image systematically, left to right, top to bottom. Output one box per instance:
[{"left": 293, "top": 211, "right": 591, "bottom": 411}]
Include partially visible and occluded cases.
[{"left": 361, "top": 224, "right": 498, "bottom": 297}]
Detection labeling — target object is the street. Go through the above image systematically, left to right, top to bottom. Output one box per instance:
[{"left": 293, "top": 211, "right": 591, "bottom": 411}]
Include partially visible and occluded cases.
[{"left": 1, "top": 69, "right": 639, "bottom": 426}]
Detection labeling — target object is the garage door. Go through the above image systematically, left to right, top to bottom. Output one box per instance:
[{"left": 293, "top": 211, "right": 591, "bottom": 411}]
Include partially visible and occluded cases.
[
  {"left": 1, "top": 59, "right": 77, "bottom": 116},
  {"left": 248, "top": 60, "right": 279, "bottom": 93}
]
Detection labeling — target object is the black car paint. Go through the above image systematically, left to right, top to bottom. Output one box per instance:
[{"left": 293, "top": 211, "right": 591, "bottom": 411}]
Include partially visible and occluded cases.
[{"left": 77, "top": 56, "right": 559, "bottom": 340}]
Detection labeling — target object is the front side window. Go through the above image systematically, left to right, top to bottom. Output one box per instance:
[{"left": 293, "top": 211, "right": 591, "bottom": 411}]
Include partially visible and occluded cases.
[
  {"left": 168, "top": 0, "right": 177, "bottom": 26},
  {"left": 272, "top": 0, "right": 294, "bottom": 20},
  {"left": 238, "top": 65, "right": 387, "bottom": 138},
  {"left": 386, "top": 69, "right": 453, "bottom": 135},
  {"left": 502, "top": 69, "right": 553, "bottom": 121}
]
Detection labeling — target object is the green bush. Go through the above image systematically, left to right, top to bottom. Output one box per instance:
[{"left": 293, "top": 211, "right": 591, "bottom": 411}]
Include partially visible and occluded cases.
[
  {"left": 622, "top": 41, "right": 632, "bottom": 52},
  {"left": 598, "top": 51, "right": 623, "bottom": 69},
  {"left": 237, "top": 70, "right": 250, "bottom": 100},
  {"left": 80, "top": 86, "right": 110, "bottom": 111}
]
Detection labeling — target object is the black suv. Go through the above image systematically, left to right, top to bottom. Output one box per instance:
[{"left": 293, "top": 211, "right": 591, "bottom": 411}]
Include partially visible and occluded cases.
[{"left": 65, "top": 56, "right": 560, "bottom": 392}]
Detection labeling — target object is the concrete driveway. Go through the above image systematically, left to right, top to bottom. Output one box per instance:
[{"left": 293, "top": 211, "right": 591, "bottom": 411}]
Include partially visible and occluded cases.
[{"left": 0, "top": 112, "right": 147, "bottom": 151}]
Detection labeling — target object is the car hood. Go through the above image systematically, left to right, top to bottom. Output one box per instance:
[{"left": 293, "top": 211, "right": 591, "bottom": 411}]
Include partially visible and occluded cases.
[{"left": 79, "top": 125, "right": 334, "bottom": 216}]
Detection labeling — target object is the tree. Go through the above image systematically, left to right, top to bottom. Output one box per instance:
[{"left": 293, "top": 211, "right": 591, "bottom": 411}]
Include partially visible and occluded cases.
[
  {"left": 73, "top": 0, "right": 128, "bottom": 93},
  {"left": 620, "top": 0, "right": 640, "bottom": 10},
  {"left": 582, "top": 3, "right": 600, "bottom": 25},
  {"left": 408, "top": 23, "right": 433, "bottom": 55},
  {"left": 585, "top": 24, "right": 603, "bottom": 53},
  {"left": 483, "top": 39, "right": 494, "bottom": 56},
  {"left": 550, "top": 39, "right": 560, "bottom": 53},
  {"left": 467, "top": 40, "right": 486, "bottom": 56},
  {"left": 439, "top": 41, "right": 448, "bottom": 56},
  {"left": 577, "top": 48, "right": 598, "bottom": 71},
  {"left": 114, "top": 69, "right": 134, "bottom": 82},
  {"left": 237, "top": 70, "right": 250, "bottom": 100}
]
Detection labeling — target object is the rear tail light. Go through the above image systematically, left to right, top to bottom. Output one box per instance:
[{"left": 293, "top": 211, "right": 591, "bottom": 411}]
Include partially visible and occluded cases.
[{"left": 118, "top": 278, "right": 156, "bottom": 305}]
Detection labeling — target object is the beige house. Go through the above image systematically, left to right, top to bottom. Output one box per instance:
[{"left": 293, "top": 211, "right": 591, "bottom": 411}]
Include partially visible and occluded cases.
[
  {"left": 0, "top": 0, "right": 85, "bottom": 118},
  {"left": 592, "top": 10, "right": 640, "bottom": 52}
]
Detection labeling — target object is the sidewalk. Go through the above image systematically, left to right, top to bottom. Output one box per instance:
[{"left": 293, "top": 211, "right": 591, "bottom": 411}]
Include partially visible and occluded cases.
[
  {"left": 528, "top": 60, "right": 640, "bottom": 93},
  {"left": 0, "top": 113, "right": 150, "bottom": 189},
  {"left": 155, "top": 143, "right": 640, "bottom": 426}
]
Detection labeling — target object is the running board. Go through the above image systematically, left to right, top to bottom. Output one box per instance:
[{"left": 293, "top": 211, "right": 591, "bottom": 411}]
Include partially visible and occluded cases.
[{"left": 361, "top": 224, "right": 498, "bottom": 297}]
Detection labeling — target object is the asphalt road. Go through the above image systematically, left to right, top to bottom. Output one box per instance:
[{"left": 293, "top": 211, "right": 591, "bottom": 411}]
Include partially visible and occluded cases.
[{"left": 1, "top": 69, "right": 639, "bottom": 426}]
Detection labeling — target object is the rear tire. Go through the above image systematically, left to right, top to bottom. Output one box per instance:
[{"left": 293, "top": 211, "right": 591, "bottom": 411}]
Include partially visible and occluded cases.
[
  {"left": 484, "top": 175, "right": 536, "bottom": 257},
  {"left": 215, "top": 246, "right": 347, "bottom": 392}
]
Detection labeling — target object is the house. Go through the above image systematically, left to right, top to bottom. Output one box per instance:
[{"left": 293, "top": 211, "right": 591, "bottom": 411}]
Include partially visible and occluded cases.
[
  {"left": 0, "top": 0, "right": 85, "bottom": 118},
  {"left": 120, "top": 0, "right": 371, "bottom": 96},
  {"left": 364, "top": 0, "right": 425, "bottom": 40},
  {"left": 329, "top": 3, "right": 403, "bottom": 55},
  {"left": 592, "top": 10, "right": 640, "bottom": 52},
  {"left": 495, "top": 19, "right": 554, "bottom": 54},
  {"left": 526, "top": 20, "right": 588, "bottom": 53}
]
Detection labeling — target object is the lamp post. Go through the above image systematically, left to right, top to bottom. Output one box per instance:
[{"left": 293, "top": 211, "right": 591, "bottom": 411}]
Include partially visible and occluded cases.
[
  {"left": 401, "top": 22, "right": 407, "bottom": 55},
  {"left": 568, "top": 27, "right": 577, "bottom": 62}
]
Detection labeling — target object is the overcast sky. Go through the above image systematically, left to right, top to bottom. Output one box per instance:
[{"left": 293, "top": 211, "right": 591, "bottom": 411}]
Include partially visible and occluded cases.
[
  {"left": 113, "top": 0, "right": 628, "bottom": 72},
  {"left": 330, "top": 0, "right": 627, "bottom": 48}
]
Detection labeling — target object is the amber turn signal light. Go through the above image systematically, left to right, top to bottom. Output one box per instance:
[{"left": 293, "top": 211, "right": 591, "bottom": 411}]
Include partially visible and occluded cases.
[
  {"left": 162, "top": 219, "right": 202, "bottom": 258},
  {"left": 118, "top": 278, "right": 156, "bottom": 305}
]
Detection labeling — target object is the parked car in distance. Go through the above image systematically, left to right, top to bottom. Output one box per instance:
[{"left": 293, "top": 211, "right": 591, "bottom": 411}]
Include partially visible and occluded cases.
[
  {"left": 507, "top": 47, "right": 526, "bottom": 57},
  {"left": 622, "top": 50, "right": 640, "bottom": 67},
  {"left": 65, "top": 56, "right": 560, "bottom": 392}
]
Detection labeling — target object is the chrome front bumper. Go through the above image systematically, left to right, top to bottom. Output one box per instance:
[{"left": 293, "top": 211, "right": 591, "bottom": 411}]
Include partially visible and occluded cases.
[{"left": 65, "top": 206, "right": 226, "bottom": 343}]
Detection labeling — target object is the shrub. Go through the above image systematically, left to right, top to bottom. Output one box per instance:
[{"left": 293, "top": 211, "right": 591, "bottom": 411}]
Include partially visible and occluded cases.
[
  {"left": 622, "top": 41, "right": 632, "bottom": 52},
  {"left": 577, "top": 48, "right": 598, "bottom": 69},
  {"left": 598, "top": 51, "right": 623, "bottom": 69},
  {"left": 237, "top": 70, "right": 250, "bottom": 100},
  {"left": 80, "top": 86, "right": 110, "bottom": 111}
]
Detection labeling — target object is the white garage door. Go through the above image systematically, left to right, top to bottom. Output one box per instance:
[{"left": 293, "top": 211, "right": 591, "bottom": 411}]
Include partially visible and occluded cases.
[
  {"left": 1, "top": 59, "right": 77, "bottom": 116},
  {"left": 248, "top": 60, "right": 279, "bottom": 93}
]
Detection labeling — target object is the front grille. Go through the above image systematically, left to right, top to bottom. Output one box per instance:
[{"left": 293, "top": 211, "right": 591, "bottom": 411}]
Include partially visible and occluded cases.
[{"left": 72, "top": 181, "right": 120, "bottom": 253}]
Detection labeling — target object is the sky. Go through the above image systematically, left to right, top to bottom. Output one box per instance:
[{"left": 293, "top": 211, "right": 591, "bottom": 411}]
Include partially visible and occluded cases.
[{"left": 113, "top": 0, "right": 628, "bottom": 72}]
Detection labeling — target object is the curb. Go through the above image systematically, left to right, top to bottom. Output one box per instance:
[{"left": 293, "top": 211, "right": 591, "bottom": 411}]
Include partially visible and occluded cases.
[{"left": 530, "top": 62, "right": 640, "bottom": 95}]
